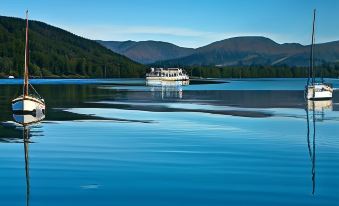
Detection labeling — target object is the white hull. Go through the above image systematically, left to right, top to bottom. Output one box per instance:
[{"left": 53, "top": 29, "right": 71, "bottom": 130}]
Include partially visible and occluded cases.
[
  {"left": 146, "top": 76, "right": 189, "bottom": 81},
  {"left": 146, "top": 79, "right": 189, "bottom": 86},
  {"left": 306, "top": 84, "right": 333, "bottom": 100},
  {"left": 12, "top": 96, "right": 45, "bottom": 113}
]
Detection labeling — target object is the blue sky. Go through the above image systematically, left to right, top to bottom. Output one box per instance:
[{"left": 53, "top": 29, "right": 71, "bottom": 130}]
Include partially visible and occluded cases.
[{"left": 1, "top": 0, "right": 338, "bottom": 48}]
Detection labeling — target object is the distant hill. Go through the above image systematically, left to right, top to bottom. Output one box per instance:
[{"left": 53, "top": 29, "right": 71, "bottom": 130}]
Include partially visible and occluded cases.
[
  {"left": 0, "top": 15, "right": 145, "bottom": 78},
  {"left": 99, "top": 36, "right": 339, "bottom": 67},
  {"left": 157, "top": 37, "right": 339, "bottom": 67},
  {"left": 98, "top": 40, "right": 194, "bottom": 64}
]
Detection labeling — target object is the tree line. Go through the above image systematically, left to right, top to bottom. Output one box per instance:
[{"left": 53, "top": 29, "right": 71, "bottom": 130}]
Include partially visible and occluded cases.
[{"left": 184, "top": 64, "right": 339, "bottom": 78}]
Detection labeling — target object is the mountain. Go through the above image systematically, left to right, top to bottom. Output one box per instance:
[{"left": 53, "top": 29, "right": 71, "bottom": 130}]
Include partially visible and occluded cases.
[
  {"left": 0, "top": 16, "right": 145, "bottom": 78},
  {"left": 158, "top": 36, "right": 339, "bottom": 67},
  {"left": 98, "top": 40, "right": 194, "bottom": 64}
]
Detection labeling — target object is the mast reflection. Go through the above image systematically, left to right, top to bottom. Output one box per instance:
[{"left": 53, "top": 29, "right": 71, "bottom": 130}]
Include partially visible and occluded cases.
[
  {"left": 305, "top": 99, "right": 332, "bottom": 195},
  {"left": 13, "top": 110, "right": 45, "bottom": 206},
  {"left": 23, "top": 126, "right": 30, "bottom": 206}
]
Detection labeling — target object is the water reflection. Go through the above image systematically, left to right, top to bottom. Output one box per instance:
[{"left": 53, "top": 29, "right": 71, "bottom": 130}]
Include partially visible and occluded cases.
[
  {"left": 149, "top": 83, "right": 185, "bottom": 100},
  {"left": 150, "top": 86, "right": 183, "bottom": 100},
  {"left": 305, "top": 100, "right": 332, "bottom": 195},
  {"left": 307, "top": 100, "right": 333, "bottom": 120},
  {"left": 307, "top": 100, "right": 333, "bottom": 111},
  {"left": 12, "top": 110, "right": 45, "bottom": 206},
  {"left": 23, "top": 125, "right": 30, "bottom": 206}
]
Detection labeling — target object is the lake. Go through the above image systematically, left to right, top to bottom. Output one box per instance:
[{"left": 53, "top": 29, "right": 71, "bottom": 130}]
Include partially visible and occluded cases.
[{"left": 0, "top": 78, "right": 338, "bottom": 206}]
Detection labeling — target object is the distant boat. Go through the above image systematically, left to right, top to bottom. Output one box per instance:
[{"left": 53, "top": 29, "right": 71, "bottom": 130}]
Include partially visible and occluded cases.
[
  {"left": 305, "top": 9, "right": 333, "bottom": 100},
  {"left": 12, "top": 11, "right": 46, "bottom": 114},
  {"left": 146, "top": 67, "right": 189, "bottom": 86},
  {"left": 8, "top": 75, "right": 15, "bottom": 79}
]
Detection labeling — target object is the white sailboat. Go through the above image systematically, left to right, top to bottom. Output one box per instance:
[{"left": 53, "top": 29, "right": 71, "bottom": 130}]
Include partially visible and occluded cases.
[
  {"left": 305, "top": 9, "right": 333, "bottom": 100},
  {"left": 12, "top": 11, "right": 46, "bottom": 114}
]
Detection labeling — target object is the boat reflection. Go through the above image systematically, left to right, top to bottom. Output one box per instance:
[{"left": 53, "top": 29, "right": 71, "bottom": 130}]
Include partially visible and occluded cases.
[
  {"left": 149, "top": 81, "right": 188, "bottom": 100},
  {"left": 307, "top": 99, "right": 333, "bottom": 112},
  {"left": 305, "top": 100, "right": 332, "bottom": 196},
  {"left": 307, "top": 100, "right": 333, "bottom": 122},
  {"left": 12, "top": 109, "right": 45, "bottom": 206},
  {"left": 13, "top": 109, "right": 45, "bottom": 126},
  {"left": 23, "top": 125, "right": 30, "bottom": 206}
]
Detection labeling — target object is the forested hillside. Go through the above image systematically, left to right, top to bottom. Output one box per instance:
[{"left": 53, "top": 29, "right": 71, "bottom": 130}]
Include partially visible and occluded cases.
[{"left": 0, "top": 16, "right": 146, "bottom": 78}]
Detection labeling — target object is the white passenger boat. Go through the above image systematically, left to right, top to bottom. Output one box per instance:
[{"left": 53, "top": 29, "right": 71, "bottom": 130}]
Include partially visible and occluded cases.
[
  {"left": 305, "top": 9, "right": 333, "bottom": 100},
  {"left": 12, "top": 11, "right": 46, "bottom": 114},
  {"left": 146, "top": 68, "right": 189, "bottom": 86}
]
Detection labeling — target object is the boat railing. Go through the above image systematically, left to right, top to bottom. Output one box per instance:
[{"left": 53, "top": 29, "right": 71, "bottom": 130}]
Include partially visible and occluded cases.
[{"left": 16, "top": 93, "right": 44, "bottom": 102}]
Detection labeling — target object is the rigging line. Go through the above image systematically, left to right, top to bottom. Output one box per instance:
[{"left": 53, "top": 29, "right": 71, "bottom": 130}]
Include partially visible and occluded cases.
[{"left": 29, "top": 84, "right": 42, "bottom": 99}]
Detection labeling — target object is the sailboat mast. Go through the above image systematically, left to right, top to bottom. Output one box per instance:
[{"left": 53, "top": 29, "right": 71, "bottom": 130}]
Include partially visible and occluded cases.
[
  {"left": 309, "top": 9, "right": 316, "bottom": 85},
  {"left": 23, "top": 10, "right": 29, "bottom": 97}
]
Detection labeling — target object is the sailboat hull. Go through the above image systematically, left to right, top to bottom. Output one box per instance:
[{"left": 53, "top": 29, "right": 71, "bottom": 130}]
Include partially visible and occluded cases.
[
  {"left": 306, "top": 84, "right": 333, "bottom": 100},
  {"left": 12, "top": 96, "right": 45, "bottom": 114}
]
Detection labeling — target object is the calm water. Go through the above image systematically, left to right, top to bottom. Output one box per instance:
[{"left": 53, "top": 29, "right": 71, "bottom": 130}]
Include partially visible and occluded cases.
[{"left": 0, "top": 78, "right": 339, "bottom": 206}]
